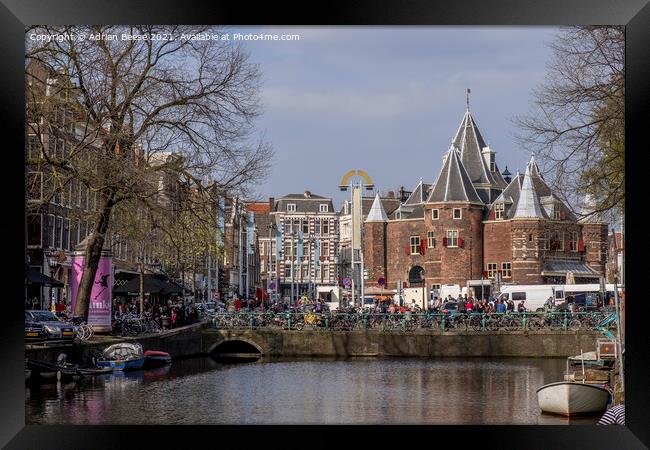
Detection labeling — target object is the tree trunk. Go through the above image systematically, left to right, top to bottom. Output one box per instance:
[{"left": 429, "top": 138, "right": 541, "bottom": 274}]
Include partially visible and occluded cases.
[
  {"left": 74, "top": 194, "right": 114, "bottom": 320},
  {"left": 192, "top": 253, "right": 197, "bottom": 303},
  {"left": 139, "top": 256, "right": 145, "bottom": 316}
]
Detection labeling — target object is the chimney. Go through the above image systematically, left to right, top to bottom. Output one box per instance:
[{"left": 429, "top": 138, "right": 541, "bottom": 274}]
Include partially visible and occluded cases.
[
  {"left": 304, "top": 190, "right": 311, "bottom": 198},
  {"left": 269, "top": 197, "right": 275, "bottom": 212}
]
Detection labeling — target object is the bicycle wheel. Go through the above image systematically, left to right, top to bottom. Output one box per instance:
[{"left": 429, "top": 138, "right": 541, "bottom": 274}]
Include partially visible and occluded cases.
[{"left": 568, "top": 318, "right": 582, "bottom": 331}]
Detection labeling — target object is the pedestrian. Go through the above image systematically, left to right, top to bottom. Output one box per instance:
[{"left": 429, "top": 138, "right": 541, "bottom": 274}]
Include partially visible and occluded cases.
[
  {"left": 496, "top": 299, "right": 506, "bottom": 314},
  {"left": 517, "top": 300, "right": 526, "bottom": 313}
]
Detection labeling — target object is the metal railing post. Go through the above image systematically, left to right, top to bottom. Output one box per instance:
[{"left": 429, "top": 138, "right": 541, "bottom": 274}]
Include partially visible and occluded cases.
[{"left": 563, "top": 312, "right": 568, "bottom": 331}]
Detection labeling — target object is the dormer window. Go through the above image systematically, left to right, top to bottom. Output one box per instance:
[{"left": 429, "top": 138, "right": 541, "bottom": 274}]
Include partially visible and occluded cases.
[
  {"left": 490, "top": 154, "right": 496, "bottom": 172},
  {"left": 553, "top": 202, "right": 561, "bottom": 220},
  {"left": 287, "top": 203, "right": 296, "bottom": 212},
  {"left": 495, "top": 203, "right": 504, "bottom": 220},
  {"left": 319, "top": 204, "right": 328, "bottom": 213},
  {"left": 453, "top": 208, "right": 462, "bottom": 219},
  {"left": 432, "top": 209, "right": 439, "bottom": 220}
]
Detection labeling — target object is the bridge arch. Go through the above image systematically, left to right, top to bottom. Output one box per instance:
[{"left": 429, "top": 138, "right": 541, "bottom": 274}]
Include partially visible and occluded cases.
[{"left": 207, "top": 337, "right": 264, "bottom": 356}]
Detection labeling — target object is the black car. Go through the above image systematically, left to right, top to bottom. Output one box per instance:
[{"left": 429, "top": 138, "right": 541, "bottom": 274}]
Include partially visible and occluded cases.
[
  {"left": 25, "top": 310, "right": 75, "bottom": 342},
  {"left": 24, "top": 314, "right": 47, "bottom": 341}
]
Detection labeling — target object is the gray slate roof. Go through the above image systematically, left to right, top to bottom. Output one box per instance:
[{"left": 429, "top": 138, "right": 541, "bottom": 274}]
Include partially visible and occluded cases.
[
  {"left": 452, "top": 111, "right": 507, "bottom": 189},
  {"left": 426, "top": 148, "right": 482, "bottom": 204},
  {"left": 488, "top": 157, "right": 577, "bottom": 221},
  {"left": 512, "top": 161, "right": 545, "bottom": 219},
  {"left": 404, "top": 180, "right": 433, "bottom": 205},
  {"left": 274, "top": 193, "right": 334, "bottom": 214},
  {"left": 365, "top": 193, "right": 389, "bottom": 222},
  {"left": 390, "top": 204, "right": 425, "bottom": 220}
]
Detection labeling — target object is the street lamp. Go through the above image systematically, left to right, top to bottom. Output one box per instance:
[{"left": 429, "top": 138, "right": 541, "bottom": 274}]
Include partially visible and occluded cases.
[
  {"left": 339, "top": 170, "right": 374, "bottom": 308},
  {"left": 267, "top": 222, "right": 276, "bottom": 303}
]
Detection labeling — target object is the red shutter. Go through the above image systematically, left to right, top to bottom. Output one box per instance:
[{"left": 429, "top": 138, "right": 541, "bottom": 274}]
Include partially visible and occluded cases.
[
  {"left": 489, "top": 210, "right": 496, "bottom": 220},
  {"left": 560, "top": 210, "right": 566, "bottom": 220},
  {"left": 442, "top": 237, "right": 448, "bottom": 247},
  {"left": 458, "top": 237, "right": 464, "bottom": 248},
  {"left": 419, "top": 239, "right": 426, "bottom": 255},
  {"left": 578, "top": 240, "right": 585, "bottom": 252},
  {"left": 406, "top": 243, "right": 411, "bottom": 255},
  {"left": 482, "top": 270, "right": 489, "bottom": 278}
]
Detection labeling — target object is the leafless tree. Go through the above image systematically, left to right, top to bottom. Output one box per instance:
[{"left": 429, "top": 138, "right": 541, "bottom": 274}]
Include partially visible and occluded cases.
[
  {"left": 25, "top": 25, "right": 273, "bottom": 320},
  {"left": 514, "top": 26, "right": 624, "bottom": 223}
]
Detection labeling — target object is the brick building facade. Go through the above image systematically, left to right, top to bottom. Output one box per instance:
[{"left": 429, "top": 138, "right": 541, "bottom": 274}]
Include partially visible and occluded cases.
[{"left": 364, "top": 108, "right": 609, "bottom": 293}]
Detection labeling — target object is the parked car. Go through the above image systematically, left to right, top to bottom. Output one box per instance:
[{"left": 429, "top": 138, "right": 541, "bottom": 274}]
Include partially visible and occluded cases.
[
  {"left": 25, "top": 310, "right": 75, "bottom": 342},
  {"left": 24, "top": 313, "right": 47, "bottom": 341}
]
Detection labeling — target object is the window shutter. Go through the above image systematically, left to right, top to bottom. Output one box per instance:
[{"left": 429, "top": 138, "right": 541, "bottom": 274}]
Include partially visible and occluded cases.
[
  {"left": 489, "top": 210, "right": 496, "bottom": 220},
  {"left": 560, "top": 210, "right": 566, "bottom": 220},
  {"left": 442, "top": 237, "right": 448, "bottom": 247},
  {"left": 458, "top": 237, "right": 464, "bottom": 248},
  {"left": 419, "top": 239, "right": 426, "bottom": 255},
  {"left": 578, "top": 240, "right": 585, "bottom": 252},
  {"left": 406, "top": 243, "right": 411, "bottom": 255}
]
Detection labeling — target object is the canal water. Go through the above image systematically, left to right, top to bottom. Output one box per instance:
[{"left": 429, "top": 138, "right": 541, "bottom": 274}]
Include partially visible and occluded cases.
[{"left": 25, "top": 357, "right": 600, "bottom": 425}]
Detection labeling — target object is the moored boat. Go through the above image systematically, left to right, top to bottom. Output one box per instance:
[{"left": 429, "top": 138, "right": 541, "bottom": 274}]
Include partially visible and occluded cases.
[
  {"left": 95, "top": 343, "right": 145, "bottom": 372},
  {"left": 143, "top": 350, "right": 172, "bottom": 369},
  {"left": 26, "top": 357, "right": 79, "bottom": 383},
  {"left": 76, "top": 366, "right": 114, "bottom": 376},
  {"left": 537, "top": 381, "right": 610, "bottom": 416}
]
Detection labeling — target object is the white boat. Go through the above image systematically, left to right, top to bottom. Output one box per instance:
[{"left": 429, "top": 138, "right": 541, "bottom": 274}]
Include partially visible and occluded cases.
[{"left": 537, "top": 381, "right": 610, "bottom": 416}]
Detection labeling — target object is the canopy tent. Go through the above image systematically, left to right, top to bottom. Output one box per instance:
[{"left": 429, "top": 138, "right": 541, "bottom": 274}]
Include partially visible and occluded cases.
[
  {"left": 25, "top": 265, "right": 63, "bottom": 287},
  {"left": 113, "top": 273, "right": 183, "bottom": 296}
]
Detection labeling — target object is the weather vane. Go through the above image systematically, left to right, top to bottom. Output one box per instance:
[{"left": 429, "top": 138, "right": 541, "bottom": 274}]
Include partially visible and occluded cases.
[{"left": 466, "top": 88, "right": 471, "bottom": 111}]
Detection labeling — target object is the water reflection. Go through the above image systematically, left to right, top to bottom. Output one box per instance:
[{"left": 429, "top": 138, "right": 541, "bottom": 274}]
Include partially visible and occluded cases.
[{"left": 26, "top": 357, "right": 599, "bottom": 425}]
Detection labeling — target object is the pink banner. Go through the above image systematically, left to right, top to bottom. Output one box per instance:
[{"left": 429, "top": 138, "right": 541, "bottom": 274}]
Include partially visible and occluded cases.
[{"left": 71, "top": 255, "right": 112, "bottom": 329}]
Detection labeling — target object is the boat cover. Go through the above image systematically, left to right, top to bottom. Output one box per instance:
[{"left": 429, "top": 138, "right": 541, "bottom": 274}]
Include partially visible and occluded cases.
[{"left": 102, "top": 343, "right": 143, "bottom": 360}]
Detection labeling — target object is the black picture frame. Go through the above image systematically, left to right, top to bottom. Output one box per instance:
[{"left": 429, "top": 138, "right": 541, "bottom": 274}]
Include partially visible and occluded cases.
[{"left": 1, "top": 1, "right": 648, "bottom": 448}]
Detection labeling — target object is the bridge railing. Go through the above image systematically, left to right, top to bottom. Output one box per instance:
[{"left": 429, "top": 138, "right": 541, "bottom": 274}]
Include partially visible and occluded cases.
[{"left": 207, "top": 311, "right": 617, "bottom": 333}]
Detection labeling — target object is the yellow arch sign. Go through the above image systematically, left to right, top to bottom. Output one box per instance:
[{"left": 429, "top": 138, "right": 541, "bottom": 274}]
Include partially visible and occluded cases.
[{"left": 339, "top": 169, "right": 374, "bottom": 188}]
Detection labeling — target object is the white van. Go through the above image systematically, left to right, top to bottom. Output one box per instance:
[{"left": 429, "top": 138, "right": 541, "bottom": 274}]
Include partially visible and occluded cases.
[
  {"left": 439, "top": 284, "right": 462, "bottom": 301},
  {"left": 496, "top": 285, "right": 556, "bottom": 311}
]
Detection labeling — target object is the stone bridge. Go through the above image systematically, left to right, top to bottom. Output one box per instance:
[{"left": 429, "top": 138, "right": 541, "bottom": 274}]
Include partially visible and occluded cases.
[{"left": 203, "top": 328, "right": 600, "bottom": 358}]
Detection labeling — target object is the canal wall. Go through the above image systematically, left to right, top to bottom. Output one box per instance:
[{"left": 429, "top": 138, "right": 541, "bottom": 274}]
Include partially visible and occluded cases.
[
  {"left": 25, "top": 321, "right": 205, "bottom": 365},
  {"left": 25, "top": 324, "right": 600, "bottom": 364},
  {"left": 203, "top": 329, "right": 600, "bottom": 358}
]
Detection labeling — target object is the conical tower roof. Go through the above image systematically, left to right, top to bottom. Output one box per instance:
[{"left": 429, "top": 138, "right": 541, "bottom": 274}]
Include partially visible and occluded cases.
[
  {"left": 451, "top": 110, "right": 507, "bottom": 189},
  {"left": 426, "top": 148, "right": 482, "bottom": 203},
  {"left": 512, "top": 157, "right": 545, "bottom": 219},
  {"left": 365, "top": 192, "right": 388, "bottom": 222}
]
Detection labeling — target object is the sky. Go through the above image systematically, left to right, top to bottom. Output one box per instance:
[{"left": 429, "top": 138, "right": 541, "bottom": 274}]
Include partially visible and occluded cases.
[{"left": 232, "top": 26, "right": 561, "bottom": 208}]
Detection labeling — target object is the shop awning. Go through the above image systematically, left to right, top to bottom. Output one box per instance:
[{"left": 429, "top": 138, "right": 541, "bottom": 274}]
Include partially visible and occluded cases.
[
  {"left": 541, "top": 260, "right": 599, "bottom": 277},
  {"left": 25, "top": 265, "right": 64, "bottom": 287},
  {"left": 113, "top": 274, "right": 183, "bottom": 295}
]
